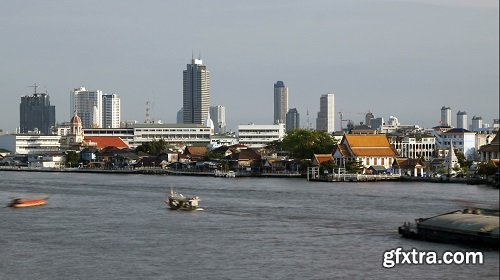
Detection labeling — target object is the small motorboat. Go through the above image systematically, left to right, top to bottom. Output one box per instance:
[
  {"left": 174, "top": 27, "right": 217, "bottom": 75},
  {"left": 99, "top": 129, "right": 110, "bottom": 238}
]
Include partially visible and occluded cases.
[
  {"left": 166, "top": 189, "right": 202, "bottom": 211},
  {"left": 8, "top": 198, "right": 47, "bottom": 208}
]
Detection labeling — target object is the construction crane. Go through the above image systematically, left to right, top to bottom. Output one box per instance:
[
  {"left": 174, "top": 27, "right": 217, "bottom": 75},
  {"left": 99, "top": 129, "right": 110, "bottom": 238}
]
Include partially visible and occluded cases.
[{"left": 338, "top": 111, "right": 372, "bottom": 131}]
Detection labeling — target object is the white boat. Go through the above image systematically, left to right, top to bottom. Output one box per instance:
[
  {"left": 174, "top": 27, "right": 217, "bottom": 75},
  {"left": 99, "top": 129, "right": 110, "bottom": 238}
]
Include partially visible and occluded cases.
[{"left": 166, "top": 189, "right": 202, "bottom": 210}]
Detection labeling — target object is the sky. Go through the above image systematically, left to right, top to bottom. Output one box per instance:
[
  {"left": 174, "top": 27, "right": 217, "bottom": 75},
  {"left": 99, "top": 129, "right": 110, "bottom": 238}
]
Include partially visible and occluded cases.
[{"left": 0, "top": 0, "right": 498, "bottom": 133}]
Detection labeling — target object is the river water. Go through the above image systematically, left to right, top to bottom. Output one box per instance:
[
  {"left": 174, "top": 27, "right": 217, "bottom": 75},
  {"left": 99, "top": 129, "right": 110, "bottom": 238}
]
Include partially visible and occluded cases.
[{"left": 0, "top": 171, "right": 498, "bottom": 280}]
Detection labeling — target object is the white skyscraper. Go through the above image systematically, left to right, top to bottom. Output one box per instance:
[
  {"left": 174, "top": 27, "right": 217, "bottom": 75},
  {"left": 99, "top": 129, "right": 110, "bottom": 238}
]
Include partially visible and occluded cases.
[
  {"left": 183, "top": 57, "right": 210, "bottom": 124},
  {"left": 273, "top": 81, "right": 288, "bottom": 124},
  {"left": 71, "top": 87, "right": 103, "bottom": 128},
  {"left": 316, "top": 93, "right": 335, "bottom": 133},
  {"left": 102, "top": 94, "right": 121, "bottom": 128},
  {"left": 210, "top": 105, "right": 226, "bottom": 134},
  {"left": 441, "top": 106, "right": 452, "bottom": 126},
  {"left": 456, "top": 111, "right": 467, "bottom": 129}
]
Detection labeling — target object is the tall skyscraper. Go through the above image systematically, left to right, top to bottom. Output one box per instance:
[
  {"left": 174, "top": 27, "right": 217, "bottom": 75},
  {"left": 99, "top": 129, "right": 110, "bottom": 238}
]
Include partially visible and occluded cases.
[
  {"left": 183, "top": 57, "right": 210, "bottom": 124},
  {"left": 273, "top": 81, "right": 288, "bottom": 124},
  {"left": 71, "top": 87, "right": 103, "bottom": 128},
  {"left": 19, "top": 88, "right": 55, "bottom": 134},
  {"left": 316, "top": 93, "right": 335, "bottom": 133},
  {"left": 102, "top": 94, "right": 121, "bottom": 128},
  {"left": 210, "top": 105, "right": 226, "bottom": 134},
  {"left": 440, "top": 106, "right": 452, "bottom": 126},
  {"left": 176, "top": 107, "right": 184, "bottom": 124},
  {"left": 286, "top": 108, "right": 300, "bottom": 132},
  {"left": 456, "top": 111, "right": 467, "bottom": 129},
  {"left": 365, "top": 112, "right": 374, "bottom": 127},
  {"left": 471, "top": 116, "right": 483, "bottom": 131}
]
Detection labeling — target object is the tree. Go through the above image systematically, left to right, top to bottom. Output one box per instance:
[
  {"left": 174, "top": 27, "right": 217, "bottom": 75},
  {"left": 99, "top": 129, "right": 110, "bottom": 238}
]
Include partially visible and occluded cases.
[
  {"left": 268, "top": 129, "right": 337, "bottom": 160},
  {"left": 135, "top": 139, "right": 168, "bottom": 155},
  {"left": 66, "top": 151, "right": 80, "bottom": 167},
  {"left": 319, "top": 160, "right": 336, "bottom": 174},
  {"left": 345, "top": 160, "right": 363, "bottom": 174},
  {"left": 477, "top": 161, "right": 498, "bottom": 176}
]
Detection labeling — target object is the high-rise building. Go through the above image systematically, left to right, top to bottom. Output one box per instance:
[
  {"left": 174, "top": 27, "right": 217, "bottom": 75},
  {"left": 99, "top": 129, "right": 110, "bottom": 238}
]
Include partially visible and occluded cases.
[
  {"left": 183, "top": 57, "right": 210, "bottom": 124},
  {"left": 273, "top": 81, "right": 288, "bottom": 124},
  {"left": 71, "top": 87, "right": 103, "bottom": 128},
  {"left": 19, "top": 89, "right": 55, "bottom": 134},
  {"left": 316, "top": 93, "right": 335, "bottom": 133},
  {"left": 102, "top": 94, "right": 121, "bottom": 128},
  {"left": 210, "top": 105, "right": 226, "bottom": 134},
  {"left": 440, "top": 106, "right": 452, "bottom": 126},
  {"left": 176, "top": 107, "right": 183, "bottom": 124},
  {"left": 286, "top": 108, "right": 300, "bottom": 132},
  {"left": 456, "top": 111, "right": 467, "bottom": 129},
  {"left": 365, "top": 112, "right": 374, "bottom": 127},
  {"left": 471, "top": 116, "right": 483, "bottom": 131}
]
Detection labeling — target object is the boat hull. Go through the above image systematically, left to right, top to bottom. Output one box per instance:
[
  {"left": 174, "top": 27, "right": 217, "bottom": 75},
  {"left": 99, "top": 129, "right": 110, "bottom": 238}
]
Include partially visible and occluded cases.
[{"left": 9, "top": 199, "right": 47, "bottom": 208}]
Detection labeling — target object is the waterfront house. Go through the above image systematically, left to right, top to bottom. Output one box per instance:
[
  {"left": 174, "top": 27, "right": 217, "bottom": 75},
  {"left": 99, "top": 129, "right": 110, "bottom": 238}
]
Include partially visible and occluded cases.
[
  {"left": 332, "top": 134, "right": 398, "bottom": 172},
  {"left": 84, "top": 136, "right": 129, "bottom": 149},
  {"left": 183, "top": 146, "right": 208, "bottom": 162},
  {"left": 226, "top": 148, "right": 261, "bottom": 172},
  {"left": 312, "top": 154, "right": 334, "bottom": 166},
  {"left": 392, "top": 158, "right": 426, "bottom": 177}
]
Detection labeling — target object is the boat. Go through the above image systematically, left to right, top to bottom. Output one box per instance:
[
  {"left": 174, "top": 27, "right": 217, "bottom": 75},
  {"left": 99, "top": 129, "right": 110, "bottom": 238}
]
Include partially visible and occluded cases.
[
  {"left": 166, "top": 189, "right": 202, "bottom": 211},
  {"left": 8, "top": 198, "right": 47, "bottom": 208},
  {"left": 398, "top": 208, "right": 499, "bottom": 248}
]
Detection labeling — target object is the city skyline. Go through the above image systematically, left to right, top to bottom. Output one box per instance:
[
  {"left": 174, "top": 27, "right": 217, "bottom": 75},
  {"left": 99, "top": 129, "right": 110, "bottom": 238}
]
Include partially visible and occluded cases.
[{"left": 0, "top": 1, "right": 498, "bottom": 132}]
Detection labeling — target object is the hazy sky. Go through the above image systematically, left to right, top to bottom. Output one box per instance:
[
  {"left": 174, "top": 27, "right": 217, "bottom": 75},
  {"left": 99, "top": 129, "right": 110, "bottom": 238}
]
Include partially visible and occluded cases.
[{"left": 1, "top": 0, "right": 498, "bottom": 132}]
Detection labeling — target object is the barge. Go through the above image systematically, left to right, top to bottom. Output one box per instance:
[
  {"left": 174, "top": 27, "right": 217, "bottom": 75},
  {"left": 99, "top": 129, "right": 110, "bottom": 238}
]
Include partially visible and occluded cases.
[{"left": 399, "top": 208, "right": 499, "bottom": 248}]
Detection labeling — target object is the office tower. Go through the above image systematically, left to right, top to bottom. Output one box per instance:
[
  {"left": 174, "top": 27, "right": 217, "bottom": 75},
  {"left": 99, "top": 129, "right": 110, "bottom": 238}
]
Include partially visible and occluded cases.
[
  {"left": 183, "top": 57, "right": 210, "bottom": 124},
  {"left": 273, "top": 81, "right": 288, "bottom": 124},
  {"left": 71, "top": 87, "right": 103, "bottom": 128},
  {"left": 19, "top": 88, "right": 55, "bottom": 134},
  {"left": 316, "top": 93, "right": 335, "bottom": 133},
  {"left": 102, "top": 94, "right": 121, "bottom": 128},
  {"left": 210, "top": 105, "right": 226, "bottom": 134},
  {"left": 440, "top": 106, "right": 452, "bottom": 126},
  {"left": 177, "top": 108, "right": 183, "bottom": 124},
  {"left": 286, "top": 108, "right": 300, "bottom": 132},
  {"left": 456, "top": 111, "right": 467, "bottom": 129},
  {"left": 365, "top": 112, "right": 374, "bottom": 127},
  {"left": 471, "top": 116, "right": 483, "bottom": 131}
]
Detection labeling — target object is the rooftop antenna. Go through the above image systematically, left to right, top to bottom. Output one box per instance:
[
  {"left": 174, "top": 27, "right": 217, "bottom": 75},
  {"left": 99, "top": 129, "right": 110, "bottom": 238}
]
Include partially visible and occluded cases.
[
  {"left": 28, "top": 83, "right": 38, "bottom": 94},
  {"left": 145, "top": 101, "right": 152, "bottom": 123}
]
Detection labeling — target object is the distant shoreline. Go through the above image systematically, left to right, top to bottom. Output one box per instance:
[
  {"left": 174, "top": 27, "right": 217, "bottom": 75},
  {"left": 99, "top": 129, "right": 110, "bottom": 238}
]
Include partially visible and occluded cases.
[{"left": 0, "top": 166, "right": 497, "bottom": 188}]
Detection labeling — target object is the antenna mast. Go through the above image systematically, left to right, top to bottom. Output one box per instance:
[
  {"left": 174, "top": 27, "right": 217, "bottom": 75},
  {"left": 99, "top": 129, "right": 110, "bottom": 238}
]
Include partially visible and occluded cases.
[{"left": 145, "top": 101, "right": 152, "bottom": 123}]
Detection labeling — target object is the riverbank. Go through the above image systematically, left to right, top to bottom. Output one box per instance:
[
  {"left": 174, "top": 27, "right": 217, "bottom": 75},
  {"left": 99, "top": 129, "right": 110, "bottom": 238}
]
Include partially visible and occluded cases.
[{"left": 0, "top": 166, "right": 497, "bottom": 187}]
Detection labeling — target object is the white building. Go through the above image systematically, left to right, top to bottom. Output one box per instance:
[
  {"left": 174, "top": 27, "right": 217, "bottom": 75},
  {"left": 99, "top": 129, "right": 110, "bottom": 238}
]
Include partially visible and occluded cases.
[
  {"left": 273, "top": 81, "right": 288, "bottom": 125},
  {"left": 71, "top": 87, "right": 103, "bottom": 128},
  {"left": 316, "top": 93, "right": 335, "bottom": 133},
  {"left": 102, "top": 94, "right": 121, "bottom": 128},
  {"left": 210, "top": 105, "right": 226, "bottom": 134},
  {"left": 440, "top": 106, "right": 452, "bottom": 126},
  {"left": 456, "top": 111, "right": 467, "bottom": 129},
  {"left": 471, "top": 116, "right": 483, "bottom": 131},
  {"left": 83, "top": 123, "right": 212, "bottom": 149},
  {"left": 237, "top": 123, "right": 286, "bottom": 149},
  {"left": 433, "top": 128, "right": 477, "bottom": 160},
  {"left": 0, "top": 134, "right": 61, "bottom": 154},
  {"left": 208, "top": 134, "right": 239, "bottom": 150},
  {"left": 390, "top": 136, "right": 436, "bottom": 161}
]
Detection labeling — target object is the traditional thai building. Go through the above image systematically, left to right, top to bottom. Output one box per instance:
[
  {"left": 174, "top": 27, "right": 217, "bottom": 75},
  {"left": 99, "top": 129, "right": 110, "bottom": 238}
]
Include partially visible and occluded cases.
[{"left": 332, "top": 134, "right": 398, "bottom": 172}]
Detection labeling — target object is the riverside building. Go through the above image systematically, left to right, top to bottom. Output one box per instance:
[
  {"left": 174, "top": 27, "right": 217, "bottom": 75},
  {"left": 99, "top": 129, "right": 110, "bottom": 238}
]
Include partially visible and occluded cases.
[
  {"left": 183, "top": 57, "right": 210, "bottom": 124},
  {"left": 273, "top": 81, "right": 288, "bottom": 125},
  {"left": 19, "top": 89, "right": 56, "bottom": 135},
  {"left": 316, "top": 93, "right": 335, "bottom": 133},
  {"left": 237, "top": 123, "right": 285, "bottom": 149}
]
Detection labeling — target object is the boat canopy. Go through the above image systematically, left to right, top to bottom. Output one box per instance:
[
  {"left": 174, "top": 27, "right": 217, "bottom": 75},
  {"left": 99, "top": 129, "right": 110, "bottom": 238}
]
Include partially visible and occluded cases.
[{"left": 420, "top": 213, "right": 499, "bottom": 237}]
